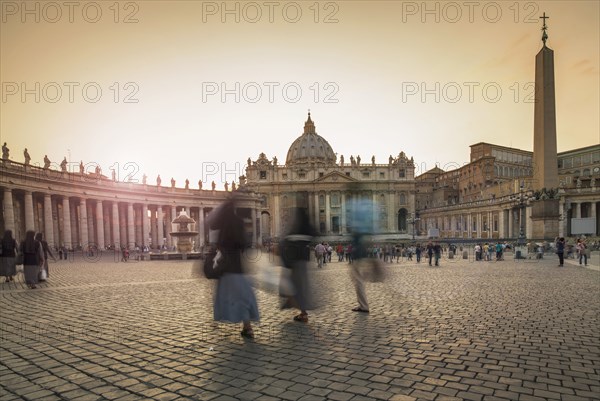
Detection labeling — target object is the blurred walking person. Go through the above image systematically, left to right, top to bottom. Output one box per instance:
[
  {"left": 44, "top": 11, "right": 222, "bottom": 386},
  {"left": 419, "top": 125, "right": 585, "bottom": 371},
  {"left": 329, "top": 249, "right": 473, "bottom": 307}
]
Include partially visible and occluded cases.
[
  {"left": 348, "top": 185, "right": 384, "bottom": 313},
  {"left": 209, "top": 198, "right": 259, "bottom": 339},
  {"left": 280, "top": 208, "right": 316, "bottom": 323},
  {"left": 0, "top": 230, "right": 18, "bottom": 282},
  {"left": 20, "top": 231, "right": 44, "bottom": 289},
  {"left": 35, "top": 232, "right": 55, "bottom": 280}
]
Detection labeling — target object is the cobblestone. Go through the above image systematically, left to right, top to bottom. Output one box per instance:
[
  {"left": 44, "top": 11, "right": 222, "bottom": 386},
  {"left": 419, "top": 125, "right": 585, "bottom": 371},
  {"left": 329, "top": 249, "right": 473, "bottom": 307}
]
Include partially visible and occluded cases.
[{"left": 1, "top": 253, "right": 599, "bottom": 400}]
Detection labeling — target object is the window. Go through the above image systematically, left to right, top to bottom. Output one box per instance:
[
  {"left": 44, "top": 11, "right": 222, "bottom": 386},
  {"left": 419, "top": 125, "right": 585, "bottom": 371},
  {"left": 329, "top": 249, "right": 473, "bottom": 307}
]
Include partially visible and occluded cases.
[
  {"left": 593, "top": 152, "right": 600, "bottom": 163},
  {"left": 582, "top": 153, "right": 591, "bottom": 165},
  {"left": 563, "top": 158, "right": 572, "bottom": 168},
  {"left": 399, "top": 169, "right": 406, "bottom": 178},
  {"left": 259, "top": 171, "right": 267, "bottom": 179},
  {"left": 298, "top": 172, "right": 306, "bottom": 179},
  {"left": 319, "top": 172, "right": 324, "bottom": 178},
  {"left": 345, "top": 172, "right": 350, "bottom": 177},
  {"left": 362, "top": 172, "right": 370, "bottom": 178},
  {"left": 380, "top": 172, "right": 385, "bottom": 179},
  {"left": 282, "top": 173, "right": 287, "bottom": 180},
  {"left": 331, "top": 194, "right": 340, "bottom": 207},
  {"left": 319, "top": 195, "right": 324, "bottom": 207}
]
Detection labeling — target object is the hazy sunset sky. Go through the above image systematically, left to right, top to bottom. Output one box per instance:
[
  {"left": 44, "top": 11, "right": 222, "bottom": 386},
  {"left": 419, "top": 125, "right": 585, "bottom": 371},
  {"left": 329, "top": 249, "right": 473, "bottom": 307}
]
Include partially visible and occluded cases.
[{"left": 1, "top": 1, "right": 598, "bottom": 188}]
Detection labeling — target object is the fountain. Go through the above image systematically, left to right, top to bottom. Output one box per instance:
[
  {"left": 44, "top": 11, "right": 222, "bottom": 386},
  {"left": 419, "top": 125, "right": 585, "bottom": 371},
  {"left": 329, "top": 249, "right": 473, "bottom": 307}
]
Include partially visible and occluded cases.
[
  {"left": 148, "top": 209, "right": 201, "bottom": 260},
  {"left": 170, "top": 210, "right": 199, "bottom": 253}
]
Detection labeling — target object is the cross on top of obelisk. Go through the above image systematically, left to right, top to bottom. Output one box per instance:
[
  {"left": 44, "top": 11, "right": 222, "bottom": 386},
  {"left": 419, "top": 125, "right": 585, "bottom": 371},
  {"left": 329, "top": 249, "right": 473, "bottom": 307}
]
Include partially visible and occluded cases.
[{"left": 540, "top": 12, "right": 549, "bottom": 46}]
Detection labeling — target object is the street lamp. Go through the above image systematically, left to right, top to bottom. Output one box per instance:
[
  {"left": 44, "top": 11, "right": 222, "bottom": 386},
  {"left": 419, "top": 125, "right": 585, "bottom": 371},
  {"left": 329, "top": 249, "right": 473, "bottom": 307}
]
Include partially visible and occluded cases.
[
  {"left": 511, "top": 183, "right": 531, "bottom": 258},
  {"left": 408, "top": 213, "right": 420, "bottom": 241}
]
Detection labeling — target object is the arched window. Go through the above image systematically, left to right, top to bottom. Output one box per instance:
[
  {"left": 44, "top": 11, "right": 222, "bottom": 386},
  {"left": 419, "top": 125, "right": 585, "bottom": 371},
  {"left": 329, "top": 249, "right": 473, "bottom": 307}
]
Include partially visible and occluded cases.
[{"left": 399, "top": 192, "right": 406, "bottom": 205}]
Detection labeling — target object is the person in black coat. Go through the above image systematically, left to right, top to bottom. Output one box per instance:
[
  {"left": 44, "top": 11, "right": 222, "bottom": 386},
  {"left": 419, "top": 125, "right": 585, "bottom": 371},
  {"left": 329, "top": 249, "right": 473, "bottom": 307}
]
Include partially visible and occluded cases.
[
  {"left": 0, "top": 230, "right": 18, "bottom": 282},
  {"left": 20, "top": 231, "right": 44, "bottom": 289}
]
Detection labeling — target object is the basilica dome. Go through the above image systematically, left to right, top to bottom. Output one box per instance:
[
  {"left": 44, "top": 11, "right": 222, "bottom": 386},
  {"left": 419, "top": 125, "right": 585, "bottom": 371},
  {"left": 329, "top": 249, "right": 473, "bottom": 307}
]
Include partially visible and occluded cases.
[{"left": 286, "top": 113, "right": 336, "bottom": 167}]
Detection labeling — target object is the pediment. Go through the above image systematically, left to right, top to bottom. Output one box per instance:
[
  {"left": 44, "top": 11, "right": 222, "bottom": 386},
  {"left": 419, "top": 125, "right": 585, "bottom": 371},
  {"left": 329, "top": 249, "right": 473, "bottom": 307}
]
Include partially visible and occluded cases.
[{"left": 314, "top": 171, "right": 357, "bottom": 183}]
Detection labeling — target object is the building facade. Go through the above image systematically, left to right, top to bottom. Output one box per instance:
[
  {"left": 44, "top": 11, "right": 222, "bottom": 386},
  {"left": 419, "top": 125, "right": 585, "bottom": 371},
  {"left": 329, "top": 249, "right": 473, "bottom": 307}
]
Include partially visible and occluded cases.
[
  {"left": 244, "top": 113, "right": 417, "bottom": 242},
  {"left": 0, "top": 160, "right": 261, "bottom": 250}
]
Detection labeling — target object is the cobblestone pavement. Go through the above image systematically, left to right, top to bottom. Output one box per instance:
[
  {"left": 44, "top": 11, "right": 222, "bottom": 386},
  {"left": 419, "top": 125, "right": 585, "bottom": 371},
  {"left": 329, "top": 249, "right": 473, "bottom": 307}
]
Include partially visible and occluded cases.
[{"left": 1, "top": 251, "right": 599, "bottom": 401}]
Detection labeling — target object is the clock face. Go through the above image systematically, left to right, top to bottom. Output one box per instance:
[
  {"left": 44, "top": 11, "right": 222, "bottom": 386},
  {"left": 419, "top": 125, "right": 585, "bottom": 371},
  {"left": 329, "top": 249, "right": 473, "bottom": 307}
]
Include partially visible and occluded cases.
[{"left": 594, "top": 167, "right": 600, "bottom": 173}]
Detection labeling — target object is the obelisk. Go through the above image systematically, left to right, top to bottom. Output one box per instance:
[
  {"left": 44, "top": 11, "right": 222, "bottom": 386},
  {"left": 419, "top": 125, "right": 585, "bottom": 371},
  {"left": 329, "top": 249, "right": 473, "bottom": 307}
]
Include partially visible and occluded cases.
[{"left": 532, "top": 12, "right": 558, "bottom": 190}]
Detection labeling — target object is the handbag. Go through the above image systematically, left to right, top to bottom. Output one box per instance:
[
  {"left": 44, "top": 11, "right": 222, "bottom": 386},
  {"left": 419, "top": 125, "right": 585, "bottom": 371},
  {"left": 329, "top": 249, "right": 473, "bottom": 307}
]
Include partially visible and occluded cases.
[
  {"left": 203, "top": 249, "right": 225, "bottom": 279},
  {"left": 39, "top": 268, "right": 47, "bottom": 281}
]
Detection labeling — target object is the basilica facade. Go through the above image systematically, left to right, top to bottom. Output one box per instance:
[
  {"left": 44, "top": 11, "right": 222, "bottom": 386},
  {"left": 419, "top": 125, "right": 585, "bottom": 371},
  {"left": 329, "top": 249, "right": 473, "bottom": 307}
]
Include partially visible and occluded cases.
[{"left": 244, "top": 113, "right": 417, "bottom": 243}]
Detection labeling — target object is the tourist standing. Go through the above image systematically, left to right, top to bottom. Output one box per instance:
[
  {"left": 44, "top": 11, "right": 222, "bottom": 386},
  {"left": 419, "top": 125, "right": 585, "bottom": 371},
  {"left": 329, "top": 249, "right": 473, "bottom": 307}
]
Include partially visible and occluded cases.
[
  {"left": 210, "top": 198, "right": 259, "bottom": 338},
  {"left": 280, "top": 208, "right": 316, "bottom": 323},
  {"left": 0, "top": 230, "right": 18, "bottom": 282},
  {"left": 20, "top": 231, "right": 44, "bottom": 289},
  {"left": 35, "top": 233, "right": 55, "bottom": 279},
  {"left": 555, "top": 237, "right": 565, "bottom": 267},
  {"left": 576, "top": 239, "right": 588, "bottom": 266},
  {"left": 315, "top": 242, "right": 326, "bottom": 268},
  {"left": 426, "top": 242, "right": 434, "bottom": 266},
  {"left": 433, "top": 242, "right": 442, "bottom": 266},
  {"left": 415, "top": 244, "right": 422, "bottom": 263}
]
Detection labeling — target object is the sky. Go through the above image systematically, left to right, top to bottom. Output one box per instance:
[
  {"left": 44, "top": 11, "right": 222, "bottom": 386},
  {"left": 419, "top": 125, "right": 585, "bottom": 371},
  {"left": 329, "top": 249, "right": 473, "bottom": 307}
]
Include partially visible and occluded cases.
[{"left": 1, "top": 0, "right": 599, "bottom": 189}]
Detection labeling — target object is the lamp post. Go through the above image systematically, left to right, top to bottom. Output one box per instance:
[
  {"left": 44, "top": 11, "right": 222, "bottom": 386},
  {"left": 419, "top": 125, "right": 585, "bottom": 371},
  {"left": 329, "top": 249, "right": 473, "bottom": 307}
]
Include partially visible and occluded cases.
[
  {"left": 512, "top": 183, "right": 530, "bottom": 258},
  {"left": 408, "top": 213, "right": 420, "bottom": 241}
]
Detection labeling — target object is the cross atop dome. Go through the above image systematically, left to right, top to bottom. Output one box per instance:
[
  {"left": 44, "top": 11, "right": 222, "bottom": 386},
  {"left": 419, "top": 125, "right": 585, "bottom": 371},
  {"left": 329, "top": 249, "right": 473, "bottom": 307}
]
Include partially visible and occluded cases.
[{"left": 304, "top": 110, "right": 316, "bottom": 134}]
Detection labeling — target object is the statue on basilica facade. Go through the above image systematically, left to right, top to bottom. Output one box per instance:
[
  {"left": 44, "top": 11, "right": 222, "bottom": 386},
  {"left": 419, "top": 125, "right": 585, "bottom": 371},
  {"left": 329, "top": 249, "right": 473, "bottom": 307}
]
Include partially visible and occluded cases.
[
  {"left": 1, "top": 142, "right": 9, "bottom": 160},
  {"left": 24, "top": 148, "right": 31, "bottom": 165},
  {"left": 44, "top": 155, "right": 51, "bottom": 169},
  {"left": 340, "top": 155, "right": 344, "bottom": 166},
  {"left": 350, "top": 155, "right": 355, "bottom": 166},
  {"left": 356, "top": 155, "right": 361, "bottom": 166},
  {"left": 371, "top": 155, "right": 375, "bottom": 165},
  {"left": 389, "top": 155, "right": 393, "bottom": 165},
  {"left": 273, "top": 156, "right": 278, "bottom": 165},
  {"left": 60, "top": 157, "right": 68, "bottom": 172},
  {"left": 247, "top": 157, "right": 252, "bottom": 167},
  {"left": 79, "top": 161, "right": 84, "bottom": 174},
  {"left": 111, "top": 169, "right": 116, "bottom": 181},
  {"left": 142, "top": 174, "right": 147, "bottom": 185},
  {"left": 157, "top": 174, "right": 162, "bottom": 186},
  {"left": 171, "top": 178, "right": 176, "bottom": 188},
  {"left": 185, "top": 179, "right": 189, "bottom": 189},
  {"left": 198, "top": 179, "right": 203, "bottom": 190},
  {"left": 211, "top": 181, "right": 216, "bottom": 190},
  {"left": 224, "top": 181, "right": 229, "bottom": 191},
  {"left": 232, "top": 181, "right": 236, "bottom": 191}
]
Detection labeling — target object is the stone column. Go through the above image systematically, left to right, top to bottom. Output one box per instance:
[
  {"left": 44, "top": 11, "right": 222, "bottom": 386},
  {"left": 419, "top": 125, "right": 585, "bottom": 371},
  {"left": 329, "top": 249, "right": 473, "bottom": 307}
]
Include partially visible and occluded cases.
[
  {"left": 2, "top": 188, "right": 15, "bottom": 233},
  {"left": 24, "top": 191, "right": 35, "bottom": 231},
  {"left": 314, "top": 192, "right": 320, "bottom": 233},
  {"left": 325, "top": 192, "right": 331, "bottom": 234},
  {"left": 372, "top": 192, "right": 378, "bottom": 233},
  {"left": 387, "top": 192, "right": 395, "bottom": 233},
  {"left": 341, "top": 193, "right": 347, "bottom": 234},
  {"left": 44, "top": 194, "right": 55, "bottom": 248},
  {"left": 272, "top": 194, "right": 280, "bottom": 238},
  {"left": 62, "top": 197, "right": 72, "bottom": 249},
  {"left": 79, "top": 198, "right": 89, "bottom": 248},
  {"left": 96, "top": 201, "right": 105, "bottom": 250},
  {"left": 558, "top": 201, "right": 565, "bottom": 238},
  {"left": 112, "top": 202, "right": 120, "bottom": 249},
  {"left": 573, "top": 202, "right": 581, "bottom": 218},
  {"left": 589, "top": 202, "right": 596, "bottom": 218},
  {"left": 128, "top": 203, "right": 135, "bottom": 249},
  {"left": 87, "top": 204, "right": 95, "bottom": 247},
  {"left": 103, "top": 204, "right": 111, "bottom": 247},
  {"left": 142, "top": 204, "right": 149, "bottom": 247},
  {"left": 119, "top": 205, "right": 127, "bottom": 249},
  {"left": 170, "top": 205, "right": 177, "bottom": 248},
  {"left": 525, "top": 205, "right": 533, "bottom": 239},
  {"left": 135, "top": 206, "right": 143, "bottom": 247},
  {"left": 157, "top": 206, "right": 164, "bottom": 248},
  {"left": 150, "top": 207, "right": 157, "bottom": 248},
  {"left": 198, "top": 207, "right": 205, "bottom": 249},
  {"left": 251, "top": 207, "right": 257, "bottom": 246},
  {"left": 498, "top": 209, "right": 506, "bottom": 239}
]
